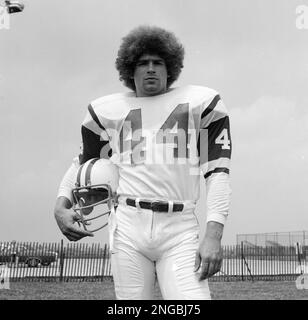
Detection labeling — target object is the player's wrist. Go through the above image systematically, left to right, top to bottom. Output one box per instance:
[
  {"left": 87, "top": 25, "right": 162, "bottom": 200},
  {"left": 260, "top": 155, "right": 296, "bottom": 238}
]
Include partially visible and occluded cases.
[
  {"left": 54, "top": 196, "right": 73, "bottom": 213},
  {"left": 204, "top": 221, "right": 224, "bottom": 240}
]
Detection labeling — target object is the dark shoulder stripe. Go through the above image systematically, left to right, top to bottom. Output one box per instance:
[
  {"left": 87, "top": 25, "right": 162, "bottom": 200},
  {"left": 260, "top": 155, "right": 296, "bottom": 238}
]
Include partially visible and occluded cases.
[
  {"left": 201, "top": 94, "right": 221, "bottom": 119},
  {"left": 88, "top": 104, "right": 105, "bottom": 130},
  {"left": 205, "top": 114, "right": 230, "bottom": 129},
  {"left": 85, "top": 158, "right": 99, "bottom": 186},
  {"left": 204, "top": 167, "right": 229, "bottom": 179}
]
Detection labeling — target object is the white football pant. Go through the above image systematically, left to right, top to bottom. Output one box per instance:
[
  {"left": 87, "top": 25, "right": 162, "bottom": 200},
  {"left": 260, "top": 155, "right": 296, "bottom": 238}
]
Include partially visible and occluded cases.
[{"left": 108, "top": 200, "right": 211, "bottom": 300}]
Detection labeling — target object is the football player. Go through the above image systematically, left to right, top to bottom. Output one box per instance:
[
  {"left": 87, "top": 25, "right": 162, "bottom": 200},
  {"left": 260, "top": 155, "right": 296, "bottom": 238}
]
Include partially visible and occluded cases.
[{"left": 54, "top": 25, "right": 232, "bottom": 300}]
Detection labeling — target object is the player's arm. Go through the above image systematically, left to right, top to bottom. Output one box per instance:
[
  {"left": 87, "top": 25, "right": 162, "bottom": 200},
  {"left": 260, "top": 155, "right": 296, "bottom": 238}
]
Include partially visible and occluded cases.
[
  {"left": 195, "top": 94, "right": 232, "bottom": 280},
  {"left": 54, "top": 104, "right": 111, "bottom": 241},
  {"left": 54, "top": 161, "right": 94, "bottom": 241},
  {"left": 195, "top": 173, "right": 231, "bottom": 280}
]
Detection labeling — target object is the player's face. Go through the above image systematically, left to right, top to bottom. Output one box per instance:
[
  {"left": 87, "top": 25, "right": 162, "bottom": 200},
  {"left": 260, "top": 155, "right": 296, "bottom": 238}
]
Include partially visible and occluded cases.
[{"left": 133, "top": 54, "right": 168, "bottom": 97}]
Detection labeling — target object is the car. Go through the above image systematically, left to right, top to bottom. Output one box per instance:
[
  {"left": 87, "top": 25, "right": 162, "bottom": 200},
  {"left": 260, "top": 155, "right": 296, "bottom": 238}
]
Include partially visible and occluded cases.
[{"left": 0, "top": 243, "right": 58, "bottom": 267}]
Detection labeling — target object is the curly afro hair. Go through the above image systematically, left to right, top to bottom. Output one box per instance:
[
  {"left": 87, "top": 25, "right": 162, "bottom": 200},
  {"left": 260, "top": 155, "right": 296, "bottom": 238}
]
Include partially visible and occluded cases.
[{"left": 115, "top": 25, "right": 185, "bottom": 91}]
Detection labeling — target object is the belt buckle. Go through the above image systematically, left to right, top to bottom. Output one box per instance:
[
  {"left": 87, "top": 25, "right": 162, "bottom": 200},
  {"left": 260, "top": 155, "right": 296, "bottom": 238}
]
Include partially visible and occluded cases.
[{"left": 151, "top": 201, "right": 162, "bottom": 212}]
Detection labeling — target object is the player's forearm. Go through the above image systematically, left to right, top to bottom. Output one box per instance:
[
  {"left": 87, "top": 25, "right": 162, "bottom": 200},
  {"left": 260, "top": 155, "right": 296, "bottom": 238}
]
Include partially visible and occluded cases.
[
  {"left": 56, "top": 160, "right": 79, "bottom": 204},
  {"left": 54, "top": 196, "right": 73, "bottom": 212},
  {"left": 204, "top": 221, "right": 224, "bottom": 241}
]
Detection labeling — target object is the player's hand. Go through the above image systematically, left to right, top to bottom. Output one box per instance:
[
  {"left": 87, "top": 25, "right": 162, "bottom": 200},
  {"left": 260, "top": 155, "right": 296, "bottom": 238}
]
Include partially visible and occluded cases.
[
  {"left": 54, "top": 204, "right": 94, "bottom": 242},
  {"left": 194, "top": 221, "right": 224, "bottom": 281},
  {"left": 194, "top": 236, "right": 223, "bottom": 281}
]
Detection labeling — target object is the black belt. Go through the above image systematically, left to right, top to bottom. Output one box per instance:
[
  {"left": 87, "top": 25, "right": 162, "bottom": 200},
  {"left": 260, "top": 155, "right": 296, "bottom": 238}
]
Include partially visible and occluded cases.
[{"left": 126, "top": 198, "right": 184, "bottom": 212}]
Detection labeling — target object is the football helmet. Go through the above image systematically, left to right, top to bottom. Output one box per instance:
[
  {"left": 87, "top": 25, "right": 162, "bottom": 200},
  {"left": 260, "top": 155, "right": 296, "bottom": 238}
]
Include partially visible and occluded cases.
[{"left": 72, "top": 158, "right": 119, "bottom": 232}]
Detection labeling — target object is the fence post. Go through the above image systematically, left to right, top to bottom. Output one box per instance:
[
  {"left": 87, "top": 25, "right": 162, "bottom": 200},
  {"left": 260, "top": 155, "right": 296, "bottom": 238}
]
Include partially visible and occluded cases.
[
  {"left": 59, "top": 239, "right": 64, "bottom": 282},
  {"left": 241, "top": 241, "right": 244, "bottom": 281},
  {"left": 296, "top": 242, "right": 303, "bottom": 274},
  {"left": 102, "top": 244, "right": 107, "bottom": 279}
]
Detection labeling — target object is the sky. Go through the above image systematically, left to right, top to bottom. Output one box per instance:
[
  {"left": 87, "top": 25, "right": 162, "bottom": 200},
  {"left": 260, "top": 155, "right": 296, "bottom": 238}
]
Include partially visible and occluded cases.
[{"left": 0, "top": 0, "right": 307, "bottom": 245}]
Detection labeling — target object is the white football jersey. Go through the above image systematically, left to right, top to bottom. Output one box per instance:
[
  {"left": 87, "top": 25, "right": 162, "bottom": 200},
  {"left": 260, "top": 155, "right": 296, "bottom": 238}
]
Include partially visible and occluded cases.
[{"left": 79, "top": 85, "right": 232, "bottom": 202}]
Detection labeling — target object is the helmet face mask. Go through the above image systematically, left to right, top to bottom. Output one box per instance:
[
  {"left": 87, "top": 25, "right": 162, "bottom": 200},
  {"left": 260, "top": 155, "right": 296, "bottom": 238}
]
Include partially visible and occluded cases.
[{"left": 72, "top": 159, "right": 119, "bottom": 233}]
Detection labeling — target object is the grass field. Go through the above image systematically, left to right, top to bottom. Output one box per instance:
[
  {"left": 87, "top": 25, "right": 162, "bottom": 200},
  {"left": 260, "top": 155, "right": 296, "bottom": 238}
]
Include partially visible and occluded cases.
[{"left": 1, "top": 279, "right": 308, "bottom": 300}]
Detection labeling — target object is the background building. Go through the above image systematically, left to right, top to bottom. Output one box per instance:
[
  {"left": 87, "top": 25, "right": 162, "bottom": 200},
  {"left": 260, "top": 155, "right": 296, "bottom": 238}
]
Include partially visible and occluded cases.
[{"left": 237, "top": 231, "right": 308, "bottom": 247}]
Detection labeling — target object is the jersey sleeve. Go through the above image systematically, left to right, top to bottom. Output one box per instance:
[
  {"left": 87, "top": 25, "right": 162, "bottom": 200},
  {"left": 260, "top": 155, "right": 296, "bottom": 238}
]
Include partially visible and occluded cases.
[
  {"left": 198, "top": 93, "right": 232, "bottom": 225},
  {"left": 198, "top": 94, "right": 232, "bottom": 179},
  {"left": 78, "top": 104, "right": 112, "bottom": 165},
  {"left": 56, "top": 158, "right": 79, "bottom": 204},
  {"left": 205, "top": 172, "right": 232, "bottom": 225}
]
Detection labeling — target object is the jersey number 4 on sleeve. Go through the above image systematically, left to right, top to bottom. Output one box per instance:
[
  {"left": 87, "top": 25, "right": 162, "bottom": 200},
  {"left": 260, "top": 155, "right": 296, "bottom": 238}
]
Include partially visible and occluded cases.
[{"left": 215, "top": 128, "right": 231, "bottom": 150}]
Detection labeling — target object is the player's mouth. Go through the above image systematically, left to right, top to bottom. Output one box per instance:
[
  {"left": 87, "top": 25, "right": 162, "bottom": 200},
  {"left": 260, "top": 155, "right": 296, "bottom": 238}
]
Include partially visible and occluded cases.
[{"left": 144, "top": 77, "right": 158, "bottom": 81}]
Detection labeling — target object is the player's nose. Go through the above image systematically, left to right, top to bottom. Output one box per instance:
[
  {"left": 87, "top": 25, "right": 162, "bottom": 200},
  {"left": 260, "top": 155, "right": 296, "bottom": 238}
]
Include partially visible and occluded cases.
[{"left": 147, "top": 61, "right": 155, "bottom": 73}]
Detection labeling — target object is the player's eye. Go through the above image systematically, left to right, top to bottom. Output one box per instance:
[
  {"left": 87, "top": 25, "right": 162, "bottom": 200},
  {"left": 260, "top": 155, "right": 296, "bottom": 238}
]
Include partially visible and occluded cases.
[{"left": 136, "top": 61, "right": 147, "bottom": 66}]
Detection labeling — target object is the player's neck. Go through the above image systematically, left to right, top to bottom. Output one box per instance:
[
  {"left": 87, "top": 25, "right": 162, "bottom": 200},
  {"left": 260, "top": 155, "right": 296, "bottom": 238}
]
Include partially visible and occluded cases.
[{"left": 135, "top": 88, "right": 174, "bottom": 98}]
